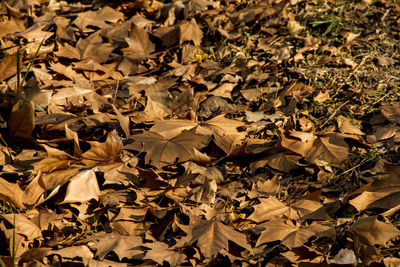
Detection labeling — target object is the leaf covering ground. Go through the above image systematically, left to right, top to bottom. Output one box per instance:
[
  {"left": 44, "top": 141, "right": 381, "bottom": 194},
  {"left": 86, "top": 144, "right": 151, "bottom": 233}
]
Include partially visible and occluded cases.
[{"left": 1, "top": 0, "right": 400, "bottom": 266}]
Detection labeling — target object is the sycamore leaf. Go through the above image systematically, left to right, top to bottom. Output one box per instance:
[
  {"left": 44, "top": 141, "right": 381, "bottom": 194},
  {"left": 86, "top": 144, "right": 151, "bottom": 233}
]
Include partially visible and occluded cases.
[
  {"left": 72, "top": 6, "right": 124, "bottom": 32},
  {"left": 179, "top": 21, "right": 203, "bottom": 47},
  {"left": 13, "top": 23, "right": 53, "bottom": 42},
  {"left": 121, "top": 23, "right": 155, "bottom": 60},
  {"left": 56, "top": 31, "right": 114, "bottom": 63},
  {"left": 142, "top": 96, "right": 171, "bottom": 121},
  {"left": 7, "top": 101, "right": 35, "bottom": 144},
  {"left": 112, "top": 105, "right": 130, "bottom": 137},
  {"left": 380, "top": 105, "right": 400, "bottom": 124},
  {"left": 196, "top": 114, "right": 246, "bottom": 137},
  {"left": 150, "top": 120, "right": 197, "bottom": 139},
  {"left": 65, "top": 124, "right": 81, "bottom": 158},
  {"left": 277, "top": 129, "right": 317, "bottom": 157},
  {"left": 125, "top": 130, "right": 210, "bottom": 168},
  {"left": 81, "top": 133, "right": 123, "bottom": 166},
  {"left": 305, "top": 134, "right": 349, "bottom": 167},
  {"left": 33, "top": 145, "right": 76, "bottom": 173},
  {"left": 251, "top": 152, "right": 301, "bottom": 173},
  {"left": 349, "top": 165, "right": 400, "bottom": 212},
  {"left": 60, "top": 169, "right": 101, "bottom": 204},
  {"left": 0, "top": 179, "right": 25, "bottom": 210},
  {"left": 248, "top": 197, "right": 330, "bottom": 223},
  {"left": 248, "top": 197, "right": 291, "bottom": 222},
  {"left": 2, "top": 214, "right": 42, "bottom": 240},
  {"left": 348, "top": 216, "right": 400, "bottom": 246},
  {"left": 175, "top": 218, "right": 252, "bottom": 258},
  {"left": 256, "top": 219, "right": 333, "bottom": 248},
  {"left": 87, "top": 234, "right": 144, "bottom": 260},
  {"left": 143, "top": 241, "right": 185, "bottom": 266},
  {"left": 50, "top": 245, "right": 93, "bottom": 266}
]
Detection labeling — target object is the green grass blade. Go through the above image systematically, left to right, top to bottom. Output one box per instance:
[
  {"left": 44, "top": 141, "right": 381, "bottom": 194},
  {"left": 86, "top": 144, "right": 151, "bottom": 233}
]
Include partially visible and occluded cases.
[{"left": 19, "top": 38, "right": 45, "bottom": 92}]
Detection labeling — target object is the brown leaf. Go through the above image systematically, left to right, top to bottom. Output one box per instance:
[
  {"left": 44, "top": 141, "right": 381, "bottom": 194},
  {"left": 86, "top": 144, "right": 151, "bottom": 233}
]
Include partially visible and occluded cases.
[
  {"left": 72, "top": 6, "right": 124, "bottom": 32},
  {"left": 179, "top": 21, "right": 203, "bottom": 47},
  {"left": 122, "top": 23, "right": 155, "bottom": 60},
  {"left": 56, "top": 31, "right": 114, "bottom": 63},
  {"left": 0, "top": 51, "right": 21, "bottom": 82},
  {"left": 313, "top": 91, "right": 330, "bottom": 103},
  {"left": 7, "top": 101, "right": 36, "bottom": 144},
  {"left": 112, "top": 105, "right": 130, "bottom": 137},
  {"left": 380, "top": 105, "right": 400, "bottom": 124},
  {"left": 337, "top": 115, "right": 364, "bottom": 135},
  {"left": 65, "top": 124, "right": 82, "bottom": 158},
  {"left": 277, "top": 129, "right": 317, "bottom": 157},
  {"left": 125, "top": 130, "right": 210, "bottom": 168},
  {"left": 81, "top": 133, "right": 123, "bottom": 166},
  {"left": 305, "top": 134, "right": 349, "bottom": 167},
  {"left": 33, "top": 145, "right": 76, "bottom": 173},
  {"left": 60, "top": 169, "right": 101, "bottom": 204},
  {"left": 0, "top": 179, "right": 25, "bottom": 210},
  {"left": 248, "top": 197, "right": 292, "bottom": 223},
  {"left": 349, "top": 216, "right": 400, "bottom": 246},
  {"left": 175, "top": 218, "right": 252, "bottom": 258},
  {"left": 256, "top": 219, "right": 333, "bottom": 248},
  {"left": 87, "top": 233, "right": 144, "bottom": 260},
  {"left": 143, "top": 241, "right": 185, "bottom": 266},
  {"left": 50, "top": 245, "right": 93, "bottom": 266}
]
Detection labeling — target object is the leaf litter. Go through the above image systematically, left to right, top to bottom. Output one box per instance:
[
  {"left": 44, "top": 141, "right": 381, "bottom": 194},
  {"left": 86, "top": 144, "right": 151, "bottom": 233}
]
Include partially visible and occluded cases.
[{"left": 1, "top": 0, "right": 400, "bottom": 266}]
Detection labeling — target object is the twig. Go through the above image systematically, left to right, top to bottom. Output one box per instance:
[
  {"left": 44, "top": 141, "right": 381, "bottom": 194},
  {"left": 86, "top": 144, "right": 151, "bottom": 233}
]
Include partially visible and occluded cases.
[
  {"left": 113, "top": 76, "right": 120, "bottom": 106},
  {"left": 320, "top": 100, "right": 349, "bottom": 129},
  {"left": 0, "top": 133, "right": 14, "bottom": 163}
]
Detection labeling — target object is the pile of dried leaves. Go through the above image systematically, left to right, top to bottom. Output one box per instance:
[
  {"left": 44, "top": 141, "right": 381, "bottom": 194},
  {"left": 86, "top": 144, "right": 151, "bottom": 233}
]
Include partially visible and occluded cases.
[{"left": 1, "top": 0, "right": 400, "bottom": 266}]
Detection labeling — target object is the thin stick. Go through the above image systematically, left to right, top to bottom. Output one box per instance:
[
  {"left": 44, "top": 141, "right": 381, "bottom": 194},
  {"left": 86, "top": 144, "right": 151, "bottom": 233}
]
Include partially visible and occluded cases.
[
  {"left": 113, "top": 77, "right": 120, "bottom": 106},
  {"left": 320, "top": 100, "right": 349, "bottom": 129},
  {"left": 0, "top": 133, "right": 14, "bottom": 163}
]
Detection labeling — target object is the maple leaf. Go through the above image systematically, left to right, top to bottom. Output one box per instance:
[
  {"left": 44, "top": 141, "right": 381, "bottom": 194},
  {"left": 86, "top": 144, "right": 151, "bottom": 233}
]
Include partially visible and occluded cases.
[
  {"left": 125, "top": 130, "right": 210, "bottom": 168},
  {"left": 175, "top": 218, "right": 252, "bottom": 258}
]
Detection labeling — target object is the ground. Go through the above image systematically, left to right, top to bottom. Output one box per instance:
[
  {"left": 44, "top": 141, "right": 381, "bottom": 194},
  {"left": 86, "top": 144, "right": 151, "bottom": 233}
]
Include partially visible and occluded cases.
[{"left": 0, "top": 0, "right": 400, "bottom": 266}]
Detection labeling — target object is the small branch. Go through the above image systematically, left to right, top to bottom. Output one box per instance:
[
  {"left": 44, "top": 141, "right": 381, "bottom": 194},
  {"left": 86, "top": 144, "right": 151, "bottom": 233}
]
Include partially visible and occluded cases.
[
  {"left": 113, "top": 77, "right": 120, "bottom": 106},
  {"left": 320, "top": 100, "right": 349, "bottom": 129},
  {"left": 0, "top": 133, "right": 14, "bottom": 163}
]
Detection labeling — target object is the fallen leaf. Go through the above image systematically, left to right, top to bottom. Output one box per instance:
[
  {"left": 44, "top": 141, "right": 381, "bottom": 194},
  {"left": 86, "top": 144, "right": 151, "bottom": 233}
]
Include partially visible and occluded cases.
[
  {"left": 7, "top": 101, "right": 36, "bottom": 144},
  {"left": 380, "top": 105, "right": 400, "bottom": 124},
  {"left": 125, "top": 130, "right": 210, "bottom": 167},
  {"left": 60, "top": 169, "right": 101, "bottom": 204},
  {"left": 348, "top": 216, "right": 400, "bottom": 247},
  {"left": 175, "top": 218, "right": 252, "bottom": 258},
  {"left": 256, "top": 219, "right": 333, "bottom": 248},
  {"left": 87, "top": 234, "right": 144, "bottom": 260}
]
